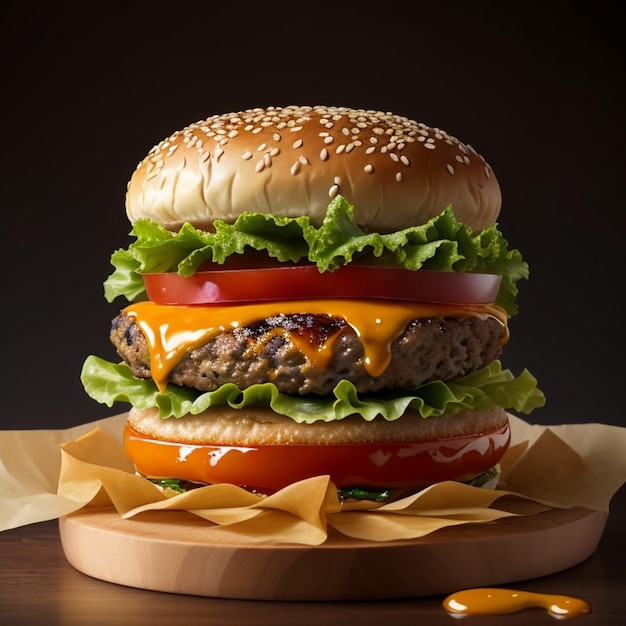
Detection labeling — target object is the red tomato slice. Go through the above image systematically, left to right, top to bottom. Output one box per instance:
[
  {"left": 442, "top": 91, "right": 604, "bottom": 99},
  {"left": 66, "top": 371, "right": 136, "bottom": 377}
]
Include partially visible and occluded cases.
[
  {"left": 143, "top": 265, "right": 501, "bottom": 306},
  {"left": 123, "top": 422, "right": 510, "bottom": 493}
]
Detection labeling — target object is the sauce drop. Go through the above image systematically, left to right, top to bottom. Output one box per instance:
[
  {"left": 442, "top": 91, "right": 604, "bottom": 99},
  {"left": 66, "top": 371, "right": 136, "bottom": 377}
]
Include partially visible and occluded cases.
[{"left": 443, "top": 588, "right": 591, "bottom": 618}]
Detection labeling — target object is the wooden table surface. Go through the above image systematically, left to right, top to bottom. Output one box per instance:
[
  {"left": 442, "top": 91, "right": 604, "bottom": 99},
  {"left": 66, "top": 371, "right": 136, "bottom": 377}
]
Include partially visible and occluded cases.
[{"left": 2, "top": 484, "right": 624, "bottom": 626}]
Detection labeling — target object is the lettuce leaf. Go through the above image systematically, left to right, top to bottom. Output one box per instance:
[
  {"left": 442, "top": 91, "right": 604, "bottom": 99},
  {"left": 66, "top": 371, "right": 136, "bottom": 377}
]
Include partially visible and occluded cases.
[
  {"left": 104, "top": 196, "right": 529, "bottom": 317},
  {"left": 81, "top": 356, "right": 545, "bottom": 423}
]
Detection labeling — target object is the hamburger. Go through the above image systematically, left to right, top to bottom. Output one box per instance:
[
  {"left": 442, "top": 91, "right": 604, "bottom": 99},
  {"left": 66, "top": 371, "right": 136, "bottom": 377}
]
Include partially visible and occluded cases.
[{"left": 81, "top": 105, "right": 545, "bottom": 502}]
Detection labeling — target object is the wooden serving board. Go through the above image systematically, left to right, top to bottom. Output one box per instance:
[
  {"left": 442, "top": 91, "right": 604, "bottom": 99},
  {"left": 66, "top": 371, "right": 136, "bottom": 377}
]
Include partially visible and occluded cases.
[{"left": 59, "top": 506, "right": 607, "bottom": 601}]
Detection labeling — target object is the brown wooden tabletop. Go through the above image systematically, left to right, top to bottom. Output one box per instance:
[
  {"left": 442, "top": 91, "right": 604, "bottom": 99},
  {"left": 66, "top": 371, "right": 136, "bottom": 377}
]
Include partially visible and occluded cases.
[{"left": 1, "top": 484, "right": 624, "bottom": 626}]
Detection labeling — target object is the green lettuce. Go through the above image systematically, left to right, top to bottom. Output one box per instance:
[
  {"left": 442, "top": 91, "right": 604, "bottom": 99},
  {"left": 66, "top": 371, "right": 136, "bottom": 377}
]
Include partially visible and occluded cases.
[
  {"left": 89, "top": 196, "right": 543, "bottom": 425},
  {"left": 104, "top": 196, "right": 529, "bottom": 317},
  {"left": 81, "top": 356, "right": 545, "bottom": 423}
]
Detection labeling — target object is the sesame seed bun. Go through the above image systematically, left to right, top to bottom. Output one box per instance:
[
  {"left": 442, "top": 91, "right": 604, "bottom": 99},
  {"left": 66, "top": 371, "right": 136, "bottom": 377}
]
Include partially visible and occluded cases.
[{"left": 126, "top": 105, "right": 501, "bottom": 233}]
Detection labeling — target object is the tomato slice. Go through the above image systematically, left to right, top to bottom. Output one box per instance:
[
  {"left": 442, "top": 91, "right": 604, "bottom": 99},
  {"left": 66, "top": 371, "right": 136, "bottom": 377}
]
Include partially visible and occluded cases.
[
  {"left": 143, "top": 265, "right": 501, "bottom": 306},
  {"left": 123, "top": 422, "right": 510, "bottom": 493}
]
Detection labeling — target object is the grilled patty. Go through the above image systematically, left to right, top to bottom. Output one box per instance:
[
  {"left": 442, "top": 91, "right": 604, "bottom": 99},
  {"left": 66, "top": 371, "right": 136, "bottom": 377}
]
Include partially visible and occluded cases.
[{"left": 111, "top": 311, "right": 503, "bottom": 395}]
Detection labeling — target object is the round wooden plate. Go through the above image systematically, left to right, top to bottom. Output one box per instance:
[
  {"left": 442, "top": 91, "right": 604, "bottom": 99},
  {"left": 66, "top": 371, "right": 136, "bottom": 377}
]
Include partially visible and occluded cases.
[{"left": 58, "top": 506, "right": 607, "bottom": 601}]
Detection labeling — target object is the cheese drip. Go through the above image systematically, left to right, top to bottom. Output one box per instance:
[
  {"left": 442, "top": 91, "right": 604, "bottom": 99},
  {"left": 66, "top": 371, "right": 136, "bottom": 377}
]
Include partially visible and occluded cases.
[{"left": 124, "top": 299, "right": 509, "bottom": 393}]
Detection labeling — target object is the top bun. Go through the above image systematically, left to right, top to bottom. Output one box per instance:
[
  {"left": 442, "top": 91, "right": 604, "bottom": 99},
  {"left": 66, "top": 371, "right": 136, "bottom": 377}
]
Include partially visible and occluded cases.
[{"left": 126, "top": 105, "right": 501, "bottom": 232}]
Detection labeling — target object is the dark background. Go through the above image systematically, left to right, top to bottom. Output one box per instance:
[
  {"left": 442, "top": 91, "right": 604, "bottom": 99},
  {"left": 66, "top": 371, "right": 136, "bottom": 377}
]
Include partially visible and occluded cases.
[{"left": 1, "top": 1, "right": 623, "bottom": 429}]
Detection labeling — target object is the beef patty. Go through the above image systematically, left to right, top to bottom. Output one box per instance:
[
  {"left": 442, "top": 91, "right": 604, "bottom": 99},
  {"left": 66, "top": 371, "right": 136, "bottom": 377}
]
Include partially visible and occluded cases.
[{"left": 111, "top": 312, "right": 503, "bottom": 396}]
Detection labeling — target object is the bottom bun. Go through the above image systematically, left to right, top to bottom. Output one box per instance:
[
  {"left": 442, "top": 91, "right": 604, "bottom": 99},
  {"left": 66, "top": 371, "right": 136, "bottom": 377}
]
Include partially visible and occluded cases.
[{"left": 123, "top": 406, "right": 510, "bottom": 495}]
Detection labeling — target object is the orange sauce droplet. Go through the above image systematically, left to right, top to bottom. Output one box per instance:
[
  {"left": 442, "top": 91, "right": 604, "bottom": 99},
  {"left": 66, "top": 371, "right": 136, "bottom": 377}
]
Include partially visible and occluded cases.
[{"left": 443, "top": 588, "right": 591, "bottom": 618}]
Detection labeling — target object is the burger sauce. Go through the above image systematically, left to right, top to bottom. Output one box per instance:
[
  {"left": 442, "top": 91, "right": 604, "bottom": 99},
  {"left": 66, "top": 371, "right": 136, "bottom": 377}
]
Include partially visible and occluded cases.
[{"left": 443, "top": 587, "right": 591, "bottom": 618}]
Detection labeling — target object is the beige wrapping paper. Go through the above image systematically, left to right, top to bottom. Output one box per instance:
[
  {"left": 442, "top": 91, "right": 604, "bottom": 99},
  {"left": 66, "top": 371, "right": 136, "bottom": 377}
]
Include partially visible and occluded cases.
[{"left": 1, "top": 413, "right": 625, "bottom": 545}]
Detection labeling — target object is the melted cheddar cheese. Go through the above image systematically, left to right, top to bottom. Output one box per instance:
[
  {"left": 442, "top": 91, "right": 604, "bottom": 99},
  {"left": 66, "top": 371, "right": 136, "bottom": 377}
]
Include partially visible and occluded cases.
[{"left": 124, "top": 299, "right": 509, "bottom": 392}]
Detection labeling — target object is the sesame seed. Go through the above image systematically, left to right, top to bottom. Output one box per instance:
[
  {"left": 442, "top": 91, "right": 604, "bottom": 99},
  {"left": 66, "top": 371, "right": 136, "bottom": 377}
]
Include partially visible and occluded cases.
[
  {"left": 293, "top": 139, "right": 303, "bottom": 148},
  {"left": 257, "top": 143, "right": 266, "bottom": 151},
  {"left": 366, "top": 146, "right": 375, "bottom": 154},
  {"left": 320, "top": 148, "right": 329, "bottom": 160},
  {"left": 242, "top": 150, "right": 252, "bottom": 160},
  {"left": 400, "top": 155, "right": 410, "bottom": 166},
  {"left": 255, "top": 159, "right": 265, "bottom": 172},
  {"left": 290, "top": 161, "right": 300, "bottom": 175},
  {"left": 364, "top": 164, "right": 374, "bottom": 173},
  {"left": 447, "top": 164, "right": 455, "bottom": 174},
  {"left": 396, "top": 172, "right": 402, "bottom": 182},
  {"left": 329, "top": 184, "right": 339, "bottom": 198}
]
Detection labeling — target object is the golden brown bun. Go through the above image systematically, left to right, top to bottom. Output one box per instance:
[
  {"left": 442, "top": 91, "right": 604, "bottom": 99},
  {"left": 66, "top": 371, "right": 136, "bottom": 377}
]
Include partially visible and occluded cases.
[
  {"left": 126, "top": 105, "right": 501, "bottom": 232},
  {"left": 126, "top": 405, "right": 508, "bottom": 446}
]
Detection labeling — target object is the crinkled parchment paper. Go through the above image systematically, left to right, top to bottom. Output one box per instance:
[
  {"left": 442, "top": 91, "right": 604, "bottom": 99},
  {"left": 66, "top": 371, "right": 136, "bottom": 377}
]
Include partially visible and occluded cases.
[{"left": 1, "top": 414, "right": 625, "bottom": 545}]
